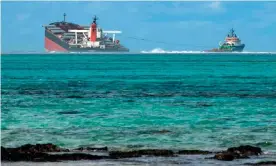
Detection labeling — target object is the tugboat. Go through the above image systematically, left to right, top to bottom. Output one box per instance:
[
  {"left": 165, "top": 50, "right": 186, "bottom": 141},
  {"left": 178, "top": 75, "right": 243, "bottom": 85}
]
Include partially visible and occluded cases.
[{"left": 206, "top": 28, "right": 245, "bottom": 52}]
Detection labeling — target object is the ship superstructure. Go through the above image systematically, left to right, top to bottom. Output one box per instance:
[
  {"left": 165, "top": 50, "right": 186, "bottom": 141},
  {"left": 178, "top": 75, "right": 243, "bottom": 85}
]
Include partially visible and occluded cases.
[
  {"left": 43, "top": 14, "right": 129, "bottom": 52},
  {"left": 207, "top": 28, "right": 245, "bottom": 52}
]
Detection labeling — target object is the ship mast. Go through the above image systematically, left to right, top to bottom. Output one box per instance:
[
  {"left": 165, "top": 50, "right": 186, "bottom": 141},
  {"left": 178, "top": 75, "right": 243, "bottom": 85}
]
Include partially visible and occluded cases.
[
  {"left": 63, "top": 13, "right": 66, "bottom": 22},
  {"left": 93, "top": 15, "right": 98, "bottom": 24},
  {"left": 229, "top": 28, "right": 237, "bottom": 37},
  {"left": 230, "top": 28, "right": 234, "bottom": 37}
]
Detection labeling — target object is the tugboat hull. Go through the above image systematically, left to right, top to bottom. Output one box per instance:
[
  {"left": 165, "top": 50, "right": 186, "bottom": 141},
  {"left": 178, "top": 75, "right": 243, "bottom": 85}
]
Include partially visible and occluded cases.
[
  {"left": 219, "top": 44, "right": 245, "bottom": 52},
  {"left": 231, "top": 44, "right": 245, "bottom": 52}
]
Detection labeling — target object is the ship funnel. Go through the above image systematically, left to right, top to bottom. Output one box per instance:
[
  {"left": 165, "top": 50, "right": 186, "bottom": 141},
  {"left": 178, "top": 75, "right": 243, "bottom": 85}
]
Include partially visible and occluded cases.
[{"left": 90, "top": 16, "right": 98, "bottom": 42}]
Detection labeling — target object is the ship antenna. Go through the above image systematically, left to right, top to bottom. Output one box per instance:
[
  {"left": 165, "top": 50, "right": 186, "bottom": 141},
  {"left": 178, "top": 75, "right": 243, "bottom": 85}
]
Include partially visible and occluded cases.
[
  {"left": 63, "top": 13, "right": 66, "bottom": 22},
  {"left": 93, "top": 15, "right": 99, "bottom": 24},
  {"left": 231, "top": 28, "right": 235, "bottom": 37}
]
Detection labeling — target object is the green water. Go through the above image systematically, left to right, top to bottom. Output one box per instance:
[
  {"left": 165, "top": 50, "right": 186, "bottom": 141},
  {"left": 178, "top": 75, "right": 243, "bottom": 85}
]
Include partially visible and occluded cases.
[{"left": 1, "top": 53, "right": 276, "bottom": 153}]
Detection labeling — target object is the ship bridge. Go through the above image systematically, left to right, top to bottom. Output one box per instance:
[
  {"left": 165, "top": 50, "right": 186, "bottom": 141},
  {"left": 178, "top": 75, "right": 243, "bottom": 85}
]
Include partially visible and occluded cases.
[{"left": 224, "top": 28, "right": 241, "bottom": 44}]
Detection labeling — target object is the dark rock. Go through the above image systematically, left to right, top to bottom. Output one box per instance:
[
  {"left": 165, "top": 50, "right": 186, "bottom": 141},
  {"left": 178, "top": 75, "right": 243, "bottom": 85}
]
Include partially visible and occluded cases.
[
  {"left": 67, "top": 95, "right": 83, "bottom": 99},
  {"left": 126, "top": 99, "right": 135, "bottom": 102},
  {"left": 196, "top": 102, "right": 213, "bottom": 107},
  {"left": 57, "top": 111, "right": 80, "bottom": 115},
  {"left": 138, "top": 129, "right": 172, "bottom": 135},
  {"left": 156, "top": 129, "right": 171, "bottom": 134},
  {"left": 5, "top": 143, "right": 69, "bottom": 153},
  {"left": 126, "top": 145, "right": 144, "bottom": 148},
  {"left": 211, "top": 145, "right": 261, "bottom": 161},
  {"left": 227, "top": 145, "right": 262, "bottom": 156},
  {"left": 1, "top": 146, "right": 107, "bottom": 162},
  {"left": 2, "top": 146, "right": 7, "bottom": 153},
  {"left": 74, "top": 146, "right": 108, "bottom": 151},
  {"left": 109, "top": 149, "right": 175, "bottom": 159},
  {"left": 2, "top": 150, "right": 50, "bottom": 162},
  {"left": 178, "top": 150, "right": 212, "bottom": 155},
  {"left": 109, "top": 151, "right": 141, "bottom": 158},
  {"left": 5, "top": 152, "right": 106, "bottom": 162},
  {"left": 214, "top": 152, "right": 235, "bottom": 161},
  {"left": 44, "top": 153, "right": 106, "bottom": 161},
  {"left": 244, "top": 161, "right": 276, "bottom": 165}
]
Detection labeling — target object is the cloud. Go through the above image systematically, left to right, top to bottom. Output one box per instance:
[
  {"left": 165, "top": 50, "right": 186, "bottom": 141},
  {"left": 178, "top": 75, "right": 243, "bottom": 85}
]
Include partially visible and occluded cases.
[
  {"left": 205, "top": 1, "right": 225, "bottom": 12},
  {"left": 208, "top": 1, "right": 221, "bottom": 10},
  {"left": 16, "top": 13, "right": 30, "bottom": 21}
]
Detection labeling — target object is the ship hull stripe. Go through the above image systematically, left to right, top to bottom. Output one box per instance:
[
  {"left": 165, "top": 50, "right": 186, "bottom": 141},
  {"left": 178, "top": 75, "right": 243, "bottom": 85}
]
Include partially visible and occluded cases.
[{"left": 45, "top": 37, "right": 67, "bottom": 52}]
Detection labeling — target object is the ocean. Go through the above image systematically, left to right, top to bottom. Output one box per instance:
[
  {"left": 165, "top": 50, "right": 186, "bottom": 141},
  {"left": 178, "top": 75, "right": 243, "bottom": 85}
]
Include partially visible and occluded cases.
[{"left": 1, "top": 53, "right": 276, "bottom": 165}]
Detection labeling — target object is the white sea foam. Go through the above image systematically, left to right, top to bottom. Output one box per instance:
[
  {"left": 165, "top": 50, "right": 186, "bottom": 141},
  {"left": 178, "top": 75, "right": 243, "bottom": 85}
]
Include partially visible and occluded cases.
[
  {"left": 141, "top": 48, "right": 276, "bottom": 55},
  {"left": 141, "top": 48, "right": 205, "bottom": 54}
]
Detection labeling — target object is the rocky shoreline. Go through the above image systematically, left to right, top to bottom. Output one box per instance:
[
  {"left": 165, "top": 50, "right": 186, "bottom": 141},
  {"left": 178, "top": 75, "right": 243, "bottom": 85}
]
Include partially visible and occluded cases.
[{"left": 1, "top": 143, "right": 276, "bottom": 165}]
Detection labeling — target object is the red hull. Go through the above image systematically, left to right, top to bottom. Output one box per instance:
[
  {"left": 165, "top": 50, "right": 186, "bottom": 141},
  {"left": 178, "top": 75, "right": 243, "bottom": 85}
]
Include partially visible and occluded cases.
[{"left": 45, "top": 37, "right": 67, "bottom": 52}]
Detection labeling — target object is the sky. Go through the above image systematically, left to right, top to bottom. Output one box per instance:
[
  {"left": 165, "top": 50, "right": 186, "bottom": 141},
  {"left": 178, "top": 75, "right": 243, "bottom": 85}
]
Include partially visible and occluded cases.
[{"left": 1, "top": 1, "right": 276, "bottom": 53}]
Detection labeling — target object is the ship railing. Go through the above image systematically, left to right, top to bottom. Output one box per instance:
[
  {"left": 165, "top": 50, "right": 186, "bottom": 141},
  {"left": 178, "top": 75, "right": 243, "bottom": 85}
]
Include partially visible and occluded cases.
[
  {"left": 102, "top": 31, "right": 122, "bottom": 43},
  {"left": 69, "top": 43, "right": 83, "bottom": 46}
]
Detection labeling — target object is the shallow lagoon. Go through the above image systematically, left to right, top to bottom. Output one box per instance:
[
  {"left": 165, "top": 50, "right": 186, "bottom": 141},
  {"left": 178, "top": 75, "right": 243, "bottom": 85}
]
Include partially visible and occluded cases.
[{"left": 2, "top": 53, "right": 276, "bottom": 165}]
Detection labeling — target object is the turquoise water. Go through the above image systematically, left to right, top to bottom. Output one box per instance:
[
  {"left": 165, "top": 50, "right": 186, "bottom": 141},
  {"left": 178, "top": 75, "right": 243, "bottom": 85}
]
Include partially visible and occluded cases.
[{"left": 1, "top": 54, "right": 276, "bottom": 153}]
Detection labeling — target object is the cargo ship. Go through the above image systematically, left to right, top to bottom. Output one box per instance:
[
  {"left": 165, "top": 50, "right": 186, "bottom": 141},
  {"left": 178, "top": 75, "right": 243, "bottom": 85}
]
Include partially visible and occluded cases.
[
  {"left": 43, "top": 14, "right": 129, "bottom": 52},
  {"left": 206, "top": 28, "right": 245, "bottom": 52}
]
